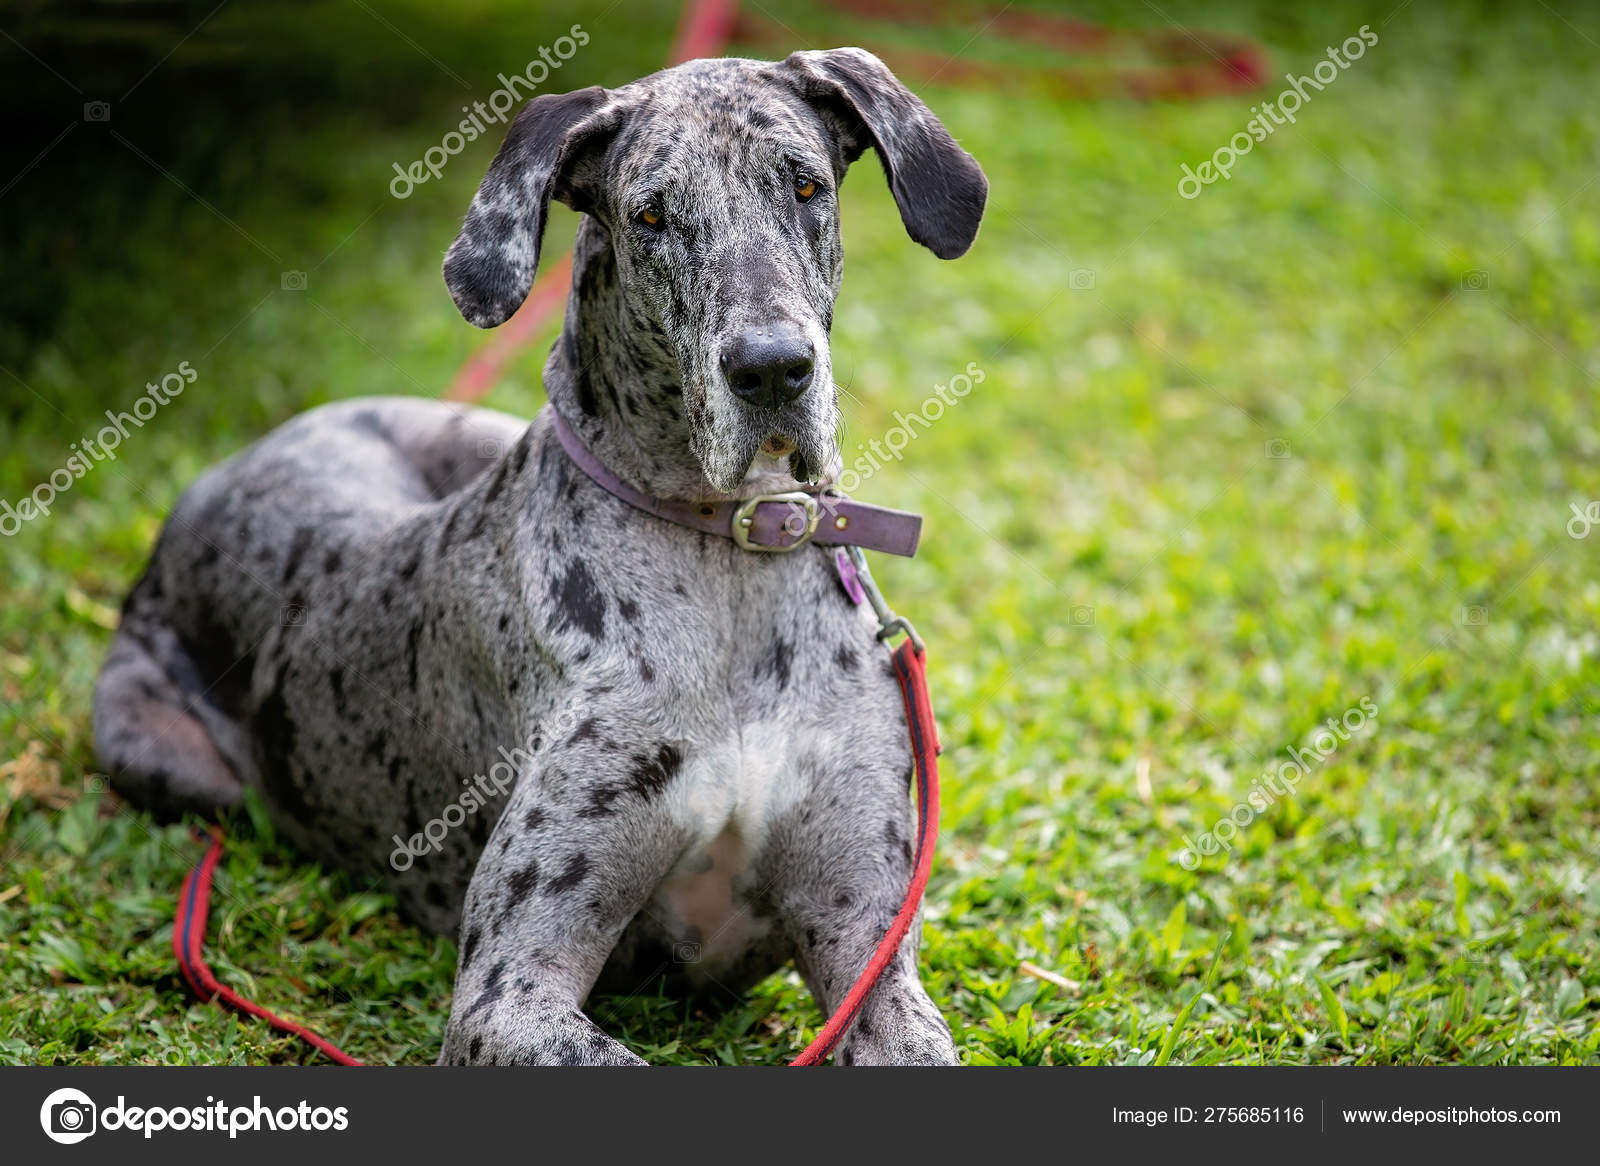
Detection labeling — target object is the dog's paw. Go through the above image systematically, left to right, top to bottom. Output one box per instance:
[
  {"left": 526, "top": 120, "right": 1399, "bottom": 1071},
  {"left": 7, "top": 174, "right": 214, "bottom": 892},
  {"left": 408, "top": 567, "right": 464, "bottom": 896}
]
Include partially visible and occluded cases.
[{"left": 439, "top": 1005, "right": 647, "bottom": 1066}]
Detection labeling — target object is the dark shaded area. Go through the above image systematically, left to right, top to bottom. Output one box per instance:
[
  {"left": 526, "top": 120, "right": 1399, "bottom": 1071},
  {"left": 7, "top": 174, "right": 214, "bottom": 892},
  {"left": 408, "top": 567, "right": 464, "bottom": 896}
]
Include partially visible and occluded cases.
[{"left": 0, "top": 0, "right": 609, "bottom": 372}]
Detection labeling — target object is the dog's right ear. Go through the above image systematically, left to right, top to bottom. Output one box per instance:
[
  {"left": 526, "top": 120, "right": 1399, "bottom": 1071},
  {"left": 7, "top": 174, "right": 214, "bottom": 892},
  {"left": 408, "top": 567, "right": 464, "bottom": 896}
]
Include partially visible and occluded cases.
[{"left": 443, "top": 86, "right": 615, "bottom": 328}]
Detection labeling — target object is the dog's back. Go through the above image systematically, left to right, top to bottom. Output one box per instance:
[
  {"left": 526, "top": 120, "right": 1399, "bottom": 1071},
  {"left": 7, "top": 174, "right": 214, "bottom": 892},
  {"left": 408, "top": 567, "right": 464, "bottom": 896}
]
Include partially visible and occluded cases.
[{"left": 93, "top": 397, "right": 524, "bottom": 821}]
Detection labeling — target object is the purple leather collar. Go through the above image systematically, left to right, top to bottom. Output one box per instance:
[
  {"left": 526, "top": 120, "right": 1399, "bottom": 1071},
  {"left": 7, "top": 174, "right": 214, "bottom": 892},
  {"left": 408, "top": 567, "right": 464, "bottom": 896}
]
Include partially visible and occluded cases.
[{"left": 549, "top": 411, "right": 922, "bottom": 557}]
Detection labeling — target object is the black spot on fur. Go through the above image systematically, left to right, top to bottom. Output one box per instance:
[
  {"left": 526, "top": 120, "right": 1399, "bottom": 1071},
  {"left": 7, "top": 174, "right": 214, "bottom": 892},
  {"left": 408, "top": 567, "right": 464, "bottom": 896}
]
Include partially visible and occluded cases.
[
  {"left": 574, "top": 366, "right": 599, "bottom": 417},
  {"left": 509, "top": 432, "right": 531, "bottom": 474},
  {"left": 482, "top": 455, "right": 513, "bottom": 507},
  {"left": 281, "top": 526, "right": 314, "bottom": 584},
  {"left": 323, "top": 547, "right": 342, "bottom": 573},
  {"left": 549, "top": 560, "right": 606, "bottom": 639},
  {"left": 618, "top": 597, "right": 639, "bottom": 623},
  {"left": 406, "top": 618, "right": 423, "bottom": 690},
  {"left": 762, "top": 635, "right": 792, "bottom": 688},
  {"left": 835, "top": 644, "right": 858, "bottom": 671},
  {"left": 638, "top": 657, "right": 655, "bottom": 683},
  {"left": 256, "top": 660, "right": 312, "bottom": 820},
  {"left": 566, "top": 717, "right": 600, "bottom": 745},
  {"left": 627, "top": 743, "right": 682, "bottom": 799},
  {"left": 579, "top": 785, "right": 621, "bottom": 818},
  {"left": 523, "top": 806, "right": 547, "bottom": 831},
  {"left": 546, "top": 853, "right": 590, "bottom": 894},
  {"left": 505, "top": 859, "right": 540, "bottom": 903},
  {"left": 461, "top": 925, "right": 482, "bottom": 969},
  {"left": 465, "top": 960, "right": 507, "bottom": 1018},
  {"left": 468, "top": 1036, "right": 483, "bottom": 1060}
]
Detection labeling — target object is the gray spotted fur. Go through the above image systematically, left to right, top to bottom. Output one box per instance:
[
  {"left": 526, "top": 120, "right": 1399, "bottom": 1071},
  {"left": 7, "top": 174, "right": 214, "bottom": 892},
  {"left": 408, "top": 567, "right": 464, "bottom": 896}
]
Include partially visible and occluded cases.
[{"left": 93, "top": 48, "right": 985, "bottom": 1065}]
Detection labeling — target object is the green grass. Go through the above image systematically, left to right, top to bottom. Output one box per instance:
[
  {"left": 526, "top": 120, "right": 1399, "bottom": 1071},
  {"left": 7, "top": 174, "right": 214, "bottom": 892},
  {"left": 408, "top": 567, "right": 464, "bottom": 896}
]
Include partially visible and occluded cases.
[{"left": 2, "top": 0, "right": 1598, "bottom": 1065}]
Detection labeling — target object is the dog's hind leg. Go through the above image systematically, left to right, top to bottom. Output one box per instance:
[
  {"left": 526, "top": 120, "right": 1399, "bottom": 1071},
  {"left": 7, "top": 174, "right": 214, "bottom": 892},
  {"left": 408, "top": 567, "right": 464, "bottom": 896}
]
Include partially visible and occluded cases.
[{"left": 92, "top": 600, "right": 252, "bottom": 821}]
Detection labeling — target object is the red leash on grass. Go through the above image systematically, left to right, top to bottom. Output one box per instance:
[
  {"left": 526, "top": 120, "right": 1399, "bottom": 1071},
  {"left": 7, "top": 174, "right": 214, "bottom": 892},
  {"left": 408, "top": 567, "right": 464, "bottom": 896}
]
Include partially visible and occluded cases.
[
  {"left": 173, "top": 639, "right": 939, "bottom": 1067},
  {"left": 174, "top": 826, "right": 364, "bottom": 1066}
]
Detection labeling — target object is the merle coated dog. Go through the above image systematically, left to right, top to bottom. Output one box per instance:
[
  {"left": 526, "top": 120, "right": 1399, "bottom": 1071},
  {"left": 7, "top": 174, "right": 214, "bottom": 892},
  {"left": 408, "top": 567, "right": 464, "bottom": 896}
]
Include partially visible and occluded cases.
[{"left": 94, "top": 48, "right": 986, "bottom": 1065}]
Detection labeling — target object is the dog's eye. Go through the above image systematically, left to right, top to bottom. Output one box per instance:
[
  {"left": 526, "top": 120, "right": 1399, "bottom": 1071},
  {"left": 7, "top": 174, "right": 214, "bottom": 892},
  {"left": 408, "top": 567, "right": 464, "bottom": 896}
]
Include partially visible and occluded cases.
[
  {"left": 794, "top": 176, "right": 817, "bottom": 202},
  {"left": 637, "top": 206, "right": 663, "bottom": 228}
]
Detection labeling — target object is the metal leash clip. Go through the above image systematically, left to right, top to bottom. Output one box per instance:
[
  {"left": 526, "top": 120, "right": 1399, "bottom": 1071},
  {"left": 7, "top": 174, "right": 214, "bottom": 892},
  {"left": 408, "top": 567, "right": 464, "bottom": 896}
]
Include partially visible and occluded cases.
[{"left": 845, "top": 544, "right": 924, "bottom": 654}]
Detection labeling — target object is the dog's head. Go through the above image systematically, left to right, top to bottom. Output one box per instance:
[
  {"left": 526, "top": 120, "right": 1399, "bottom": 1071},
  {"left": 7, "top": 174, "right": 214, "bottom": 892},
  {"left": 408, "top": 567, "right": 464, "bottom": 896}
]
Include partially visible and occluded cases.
[{"left": 443, "top": 49, "right": 987, "bottom": 493}]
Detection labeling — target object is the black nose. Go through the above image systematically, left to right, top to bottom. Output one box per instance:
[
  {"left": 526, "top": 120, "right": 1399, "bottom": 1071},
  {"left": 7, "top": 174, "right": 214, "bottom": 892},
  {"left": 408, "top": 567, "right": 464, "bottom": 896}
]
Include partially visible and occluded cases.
[{"left": 720, "top": 325, "right": 815, "bottom": 408}]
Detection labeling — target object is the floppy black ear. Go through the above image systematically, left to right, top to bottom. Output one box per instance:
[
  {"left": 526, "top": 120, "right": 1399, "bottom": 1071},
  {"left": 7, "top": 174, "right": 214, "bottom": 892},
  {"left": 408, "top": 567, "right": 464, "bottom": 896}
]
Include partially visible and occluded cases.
[
  {"left": 780, "top": 47, "right": 987, "bottom": 259},
  {"left": 443, "top": 86, "right": 615, "bottom": 328}
]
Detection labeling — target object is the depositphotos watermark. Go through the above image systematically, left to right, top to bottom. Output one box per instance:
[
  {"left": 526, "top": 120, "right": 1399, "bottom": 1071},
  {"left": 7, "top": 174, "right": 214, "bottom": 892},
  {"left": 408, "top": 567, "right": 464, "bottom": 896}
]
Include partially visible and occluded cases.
[
  {"left": 389, "top": 25, "right": 590, "bottom": 198},
  {"left": 1178, "top": 25, "right": 1378, "bottom": 199},
  {"left": 1, "top": 360, "right": 196, "bottom": 537},
  {"left": 752, "top": 362, "right": 987, "bottom": 542},
  {"left": 834, "top": 362, "right": 986, "bottom": 496},
  {"left": 1567, "top": 500, "right": 1600, "bottom": 539},
  {"left": 1176, "top": 697, "right": 1378, "bottom": 869},
  {"left": 388, "top": 704, "right": 589, "bottom": 870},
  {"left": 390, "top": 739, "right": 538, "bottom": 870},
  {"left": 39, "top": 1087, "right": 348, "bottom": 1144}
]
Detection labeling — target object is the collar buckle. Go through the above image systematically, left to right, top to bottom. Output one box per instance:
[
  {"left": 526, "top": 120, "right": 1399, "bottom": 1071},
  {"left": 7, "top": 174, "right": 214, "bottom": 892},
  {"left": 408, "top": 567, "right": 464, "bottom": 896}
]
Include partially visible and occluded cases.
[{"left": 731, "top": 492, "right": 821, "bottom": 552}]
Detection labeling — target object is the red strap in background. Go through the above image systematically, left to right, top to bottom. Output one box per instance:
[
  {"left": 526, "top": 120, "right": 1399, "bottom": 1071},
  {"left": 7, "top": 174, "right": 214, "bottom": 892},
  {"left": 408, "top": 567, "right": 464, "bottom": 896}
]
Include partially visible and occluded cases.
[{"left": 443, "top": 0, "right": 1269, "bottom": 404}]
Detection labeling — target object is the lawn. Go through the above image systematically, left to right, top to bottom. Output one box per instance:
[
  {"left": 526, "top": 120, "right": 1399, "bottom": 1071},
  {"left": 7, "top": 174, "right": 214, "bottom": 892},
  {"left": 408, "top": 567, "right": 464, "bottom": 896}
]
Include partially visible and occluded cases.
[{"left": 1, "top": 0, "right": 1597, "bottom": 1066}]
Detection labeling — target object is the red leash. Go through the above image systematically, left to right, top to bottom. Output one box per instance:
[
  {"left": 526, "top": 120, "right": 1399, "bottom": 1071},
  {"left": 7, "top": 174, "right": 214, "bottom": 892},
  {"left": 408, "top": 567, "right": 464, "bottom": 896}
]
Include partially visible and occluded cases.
[
  {"left": 791, "top": 638, "right": 941, "bottom": 1064},
  {"left": 173, "top": 639, "right": 940, "bottom": 1066},
  {"left": 173, "top": 826, "right": 364, "bottom": 1065}
]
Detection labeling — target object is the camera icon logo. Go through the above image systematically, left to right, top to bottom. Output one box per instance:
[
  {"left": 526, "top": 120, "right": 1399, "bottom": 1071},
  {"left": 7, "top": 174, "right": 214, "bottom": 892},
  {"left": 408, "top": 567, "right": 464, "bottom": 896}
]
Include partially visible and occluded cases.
[
  {"left": 83, "top": 101, "right": 110, "bottom": 122},
  {"left": 1069, "top": 268, "right": 1096, "bottom": 291},
  {"left": 281, "top": 270, "right": 308, "bottom": 291},
  {"left": 1460, "top": 270, "right": 1489, "bottom": 291},
  {"left": 476, "top": 437, "right": 505, "bottom": 459},
  {"left": 1265, "top": 438, "right": 1292, "bottom": 459},
  {"left": 280, "top": 602, "right": 307, "bottom": 627},
  {"left": 1069, "top": 604, "right": 1095, "bottom": 626},
  {"left": 1460, "top": 605, "right": 1487, "bottom": 626},
  {"left": 672, "top": 940, "right": 702, "bottom": 963},
  {"left": 39, "top": 1087, "right": 97, "bottom": 1144}
]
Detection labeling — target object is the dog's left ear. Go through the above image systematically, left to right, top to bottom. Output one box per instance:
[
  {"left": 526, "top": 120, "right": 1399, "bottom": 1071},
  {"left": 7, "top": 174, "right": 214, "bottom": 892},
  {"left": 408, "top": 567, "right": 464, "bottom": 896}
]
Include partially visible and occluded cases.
[
  {"left": 780, "top": 47, "right": 987, "bottom": 259},
  {"left": 443, "top": 86, "right": 618, "bottom": 328}
]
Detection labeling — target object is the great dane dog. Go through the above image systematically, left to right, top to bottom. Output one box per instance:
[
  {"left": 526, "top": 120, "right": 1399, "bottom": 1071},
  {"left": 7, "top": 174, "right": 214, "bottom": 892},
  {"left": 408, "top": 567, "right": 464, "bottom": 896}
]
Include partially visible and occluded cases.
[{"left": 94, "top": 48, "right": 986, "bottom": 1065}]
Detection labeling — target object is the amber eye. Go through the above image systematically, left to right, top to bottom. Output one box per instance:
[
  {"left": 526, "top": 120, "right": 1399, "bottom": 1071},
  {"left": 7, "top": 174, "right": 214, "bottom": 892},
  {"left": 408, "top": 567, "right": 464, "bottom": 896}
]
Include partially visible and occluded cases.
[
  {"left": 795, "top": 176, "right": 817, "bottom": 202},
  {"left": 638, "top": 206, "right": 662, "bottom": 228}
]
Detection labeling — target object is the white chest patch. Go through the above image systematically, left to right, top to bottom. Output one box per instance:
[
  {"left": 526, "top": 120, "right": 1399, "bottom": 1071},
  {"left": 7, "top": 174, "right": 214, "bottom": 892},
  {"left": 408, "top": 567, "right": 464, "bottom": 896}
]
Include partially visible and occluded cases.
[{"left": 646, "top": 720, "right": 825, "bottom": 971}]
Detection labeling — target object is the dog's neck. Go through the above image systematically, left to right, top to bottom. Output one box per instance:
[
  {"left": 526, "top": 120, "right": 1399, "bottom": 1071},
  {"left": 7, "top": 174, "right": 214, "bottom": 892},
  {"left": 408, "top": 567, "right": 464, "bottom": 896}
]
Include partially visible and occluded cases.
[{"left": 541, "top": 218, "right": 806, "bottom": 501}]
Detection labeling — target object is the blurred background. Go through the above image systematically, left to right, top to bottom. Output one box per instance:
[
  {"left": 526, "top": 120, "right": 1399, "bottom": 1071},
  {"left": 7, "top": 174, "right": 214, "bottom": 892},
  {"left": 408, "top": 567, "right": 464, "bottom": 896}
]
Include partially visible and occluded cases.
[{"left": 1, "top": 0, "right": 1596, "bottom": 1065}]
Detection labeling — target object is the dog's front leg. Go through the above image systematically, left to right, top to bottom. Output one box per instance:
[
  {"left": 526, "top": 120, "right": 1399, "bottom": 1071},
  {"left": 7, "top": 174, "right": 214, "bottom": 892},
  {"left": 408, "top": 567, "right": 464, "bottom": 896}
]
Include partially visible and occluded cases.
[
  {"left": 438, "top": 735, "right": 689, "bottom": 1066},
  {"left": 772, "top": 764, "right": 960, "bottom": 1066}
]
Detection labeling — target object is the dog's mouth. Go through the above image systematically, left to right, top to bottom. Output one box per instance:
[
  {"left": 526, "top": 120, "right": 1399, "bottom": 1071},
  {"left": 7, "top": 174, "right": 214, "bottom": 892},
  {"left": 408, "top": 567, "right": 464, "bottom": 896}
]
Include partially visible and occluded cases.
[{"left": 760, "top": 434, "right": 797, "bottom": 457}]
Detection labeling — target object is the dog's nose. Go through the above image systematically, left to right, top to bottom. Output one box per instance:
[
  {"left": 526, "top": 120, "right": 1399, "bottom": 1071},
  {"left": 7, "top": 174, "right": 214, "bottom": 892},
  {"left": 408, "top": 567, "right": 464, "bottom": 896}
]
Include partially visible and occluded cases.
[{"left": 720, "top": 325, "right": 815, "bottom": 408}]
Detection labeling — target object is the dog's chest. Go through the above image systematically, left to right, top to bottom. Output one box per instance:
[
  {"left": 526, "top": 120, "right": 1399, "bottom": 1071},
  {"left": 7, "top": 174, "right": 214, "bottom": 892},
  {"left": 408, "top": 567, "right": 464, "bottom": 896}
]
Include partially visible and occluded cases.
[
  {"left": 539, "top": 524, "right": 900, "bottom": 970},
  {"left": 645, "top": 716, "right": 835, "bottom": 966}
]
